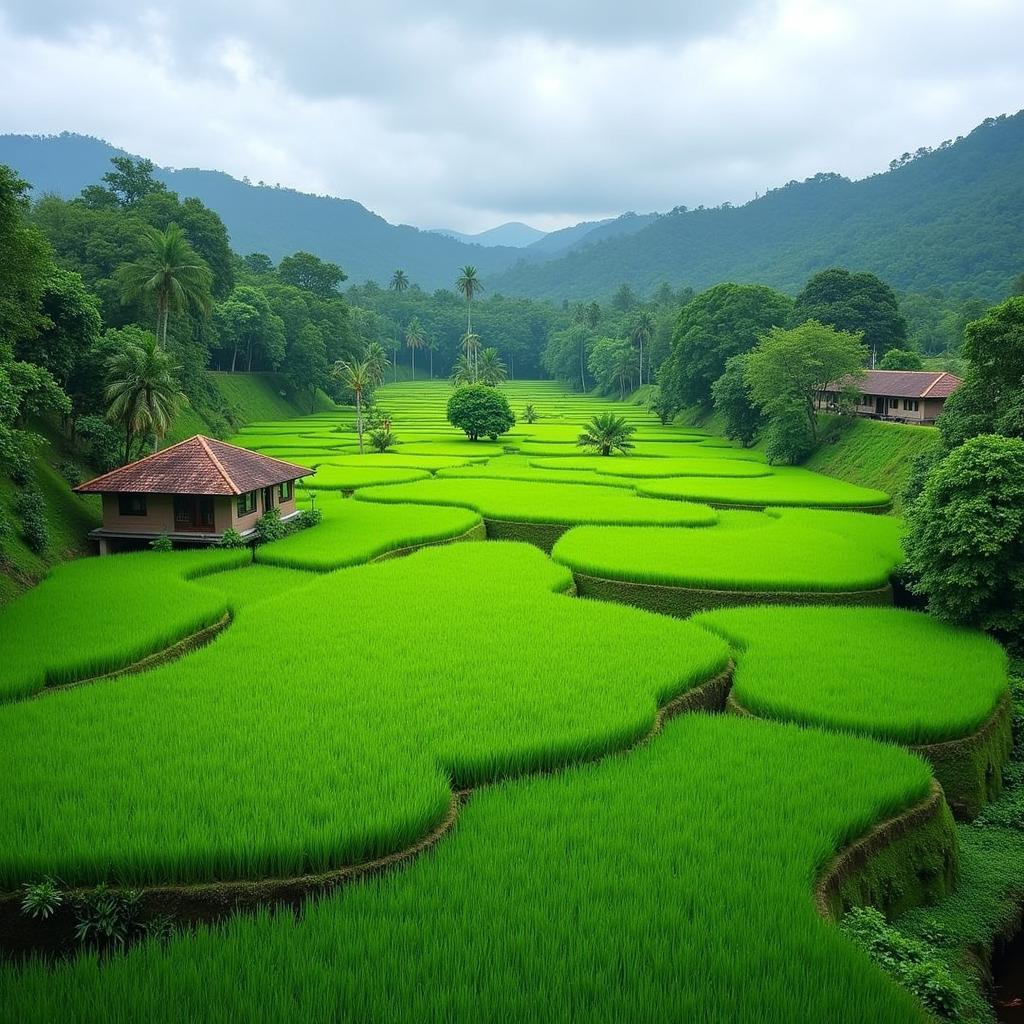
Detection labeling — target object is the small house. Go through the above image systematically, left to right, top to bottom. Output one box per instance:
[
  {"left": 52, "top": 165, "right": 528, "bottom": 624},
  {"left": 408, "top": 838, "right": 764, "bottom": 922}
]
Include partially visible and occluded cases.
[
  {"left": 816, "top": 370, "right": 962, "bottom": 425},
  {"left": 74, "top": 435, "right": 312, "bottom": 554}
]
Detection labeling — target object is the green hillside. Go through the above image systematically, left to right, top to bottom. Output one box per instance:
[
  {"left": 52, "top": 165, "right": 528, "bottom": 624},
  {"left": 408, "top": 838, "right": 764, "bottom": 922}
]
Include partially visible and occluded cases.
[
  {"left": 492, "top": 111, "right": 1024, "bottom": 302},
  {"left": 803, "top": 419, "right": 941, "bottom": 512}
]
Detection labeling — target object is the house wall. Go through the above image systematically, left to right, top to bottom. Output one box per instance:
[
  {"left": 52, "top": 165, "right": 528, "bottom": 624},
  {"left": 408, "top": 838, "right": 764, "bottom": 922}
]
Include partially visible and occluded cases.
[
  {"left": 816, "top": 391, "right": 947, "bottom": 424},
  {"left": 228, "top": 483, "right": 299, "bottom": 532},
  {"left": 101, "top": 494, "right": 234, "bottom": 535}
]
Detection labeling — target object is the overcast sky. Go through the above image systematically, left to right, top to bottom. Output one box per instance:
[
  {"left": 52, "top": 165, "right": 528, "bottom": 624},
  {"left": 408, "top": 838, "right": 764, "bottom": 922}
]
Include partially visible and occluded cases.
[{"left": 2, "top": 0, "right": 1022, "bottom": 233}]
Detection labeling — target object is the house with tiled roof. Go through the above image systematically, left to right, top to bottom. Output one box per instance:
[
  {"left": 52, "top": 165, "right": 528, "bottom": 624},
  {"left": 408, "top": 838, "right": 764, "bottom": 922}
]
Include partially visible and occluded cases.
[
  {"left": 815, "top": 370, "right": 962, "bottom": 425},
  {"left": 74, "top": 436, "right": 312, "bottom": 553}
]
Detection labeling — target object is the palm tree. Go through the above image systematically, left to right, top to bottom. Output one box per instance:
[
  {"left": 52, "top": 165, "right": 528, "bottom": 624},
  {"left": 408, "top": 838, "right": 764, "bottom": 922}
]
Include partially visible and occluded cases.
[
  {"left": 116, "top": 224, "right": 213, "bottom": 347},
  {"left": 456, "top": 265, "right": 484, "bottom": 371},
  {"left": 389, "top": 269, "right": 409, "bottom": 292},
  {"left": 630, "top": 309, "right": 656, "bottom": 387},
  {"left": 405, "top": 317, "right": 425, "bottom": 380},
  {"left": 460, "top": 331, "right": 481, "bottom": 379},
  {"left": 105, "top": 334, "right": 188, "bottom": 463},
  {"left": 364, "top": 342, "right": 388, "bottom": 387},
  {"left": 477, "top": 347, "right": 507, "bottom": 386},
  {"left": 449, "top": 354, "right": 475, "bottom": 386},
  {"left": 332, "top": 358, "right": 374, "bottom": 454},
  {"left": 577, "top": 413, "right": 636, "bottom": 457}
]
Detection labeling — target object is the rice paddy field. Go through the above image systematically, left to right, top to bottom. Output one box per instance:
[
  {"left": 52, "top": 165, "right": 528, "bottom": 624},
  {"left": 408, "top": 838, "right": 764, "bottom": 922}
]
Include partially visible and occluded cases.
[{"left": 0, "top": 379, "right": 1014, "bottom": 1023}]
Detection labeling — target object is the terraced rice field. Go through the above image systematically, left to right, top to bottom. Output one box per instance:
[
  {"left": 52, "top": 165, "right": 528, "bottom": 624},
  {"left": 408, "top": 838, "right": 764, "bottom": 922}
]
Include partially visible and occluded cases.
[{"left": 0, "top": 379, "right": 1011, "bottom": 1023}]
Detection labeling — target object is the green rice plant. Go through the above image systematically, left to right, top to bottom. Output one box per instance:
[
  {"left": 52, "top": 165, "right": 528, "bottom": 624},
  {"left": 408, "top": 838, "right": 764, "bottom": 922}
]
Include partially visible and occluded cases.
[
  {"left": 395, "top": 441, "right": 509, "bottom": 457},
  {"left": 314, "top": 453, "right": 488, "bottom": 470},
  {"left": 530, "top": 455, "right": 773, "bottom": 478},
  {"left": 435, "top": 460, "right": 636, "bottom": 489},
  {"left": 304, "top": 465, "right": 432, "bottom": 491},
  {"left": 637, "top": 466, "right": 891, "bottom": 509},
  {"left": 356, "top": 476, "right": 718, "bottom": 527},
  {"left": 255, "top": 496, "right": 483, "bottom": 572},
  {"left": 766, "top": 507, "right": 905, "bottom": 567},
  {"left": 551, "top": 516, "right": 900, "bottom": 593},
  {"left": 0, "top": 542, "right": 729, "bottom": 885},
  {"left": 0, "top": 548, "right": 249, "bottom": 702},
  {"left": 695, "top": 606, "right": 1009, "bottom": 745},
  {"left": 0, "top": 715, "right": 937, "bottom": 1024}
]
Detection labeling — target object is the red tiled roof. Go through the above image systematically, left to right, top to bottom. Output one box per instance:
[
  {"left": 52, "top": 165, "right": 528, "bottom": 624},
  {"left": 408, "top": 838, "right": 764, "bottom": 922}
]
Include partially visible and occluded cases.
[
  {"left": 824, "top": 370, "right": 962, "bottom": 399},
  {"left": 74, "top": 436, "right": 311, "bottom": 496}
]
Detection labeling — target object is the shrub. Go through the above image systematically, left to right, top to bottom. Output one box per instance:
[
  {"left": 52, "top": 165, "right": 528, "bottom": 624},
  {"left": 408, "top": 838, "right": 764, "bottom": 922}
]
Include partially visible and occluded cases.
[
  {"left": 879, "top": 349, "right": 924, "bottom": 370},
  {"left": 446, "top": 385, "right": 515, "bottom": 441},
  {"left": 523, "top": 404, "right": 538, "bottom": 424},
  {"left": 762, "top": 408, "right": 814, "bottom": 465},
  {"left": 577, "top": 413, "right": 636, "bottom": 456},
  {"left": 75, "top": 415, "right": 123, "bottom": 472},
  {"left": 369, "top": 429, "right": 396, "bottom": 453},
  {"left": 904, "top": 434, "right": 1024, "bottom": 649},
  {"left": 14, "top": 485, "right": 48, "bottom": 554},
  {"left": 299, "top": 506, "right": 323, "bottom": 528},
  {"left": 254, "top": 509, "right": 288, "bottom": 544},
  {"left": 219, "top": 528, "right": 246, "bottom": 549},
  {"left": 150, "top": 533, "right": 173, "bottom": 553},
  {"left": 20, "top": 877, "right": 63, "bottom": 920},
  {"left": 72, "top": 883, "right": 145, "bottom": 951},
  {"left": 841, "top": 907, "right": 963, "bottom": 1020}
]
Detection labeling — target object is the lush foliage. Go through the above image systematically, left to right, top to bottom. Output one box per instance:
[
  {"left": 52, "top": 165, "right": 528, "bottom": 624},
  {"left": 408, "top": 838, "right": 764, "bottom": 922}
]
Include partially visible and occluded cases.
[
  {"left": 446, "top": 384, "right": 515, "bottom": 441},
  {"left": 576, "top": 412, "right": 636, "bottom": 456},
  {"left": 904, "top": 434, "right": 1024, "bottom": 648}
]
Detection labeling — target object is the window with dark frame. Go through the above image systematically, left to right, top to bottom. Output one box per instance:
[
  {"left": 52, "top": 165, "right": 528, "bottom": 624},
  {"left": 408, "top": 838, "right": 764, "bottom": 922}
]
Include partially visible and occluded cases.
[
  {"left": 278, "top": 480, "right": 293, "bottom": 501},
  {"left": 237, "top": 490, "right": 257, "bottom": 517},
  {"left": 118, "top": 494, "right": 148, "bottom": 516}
]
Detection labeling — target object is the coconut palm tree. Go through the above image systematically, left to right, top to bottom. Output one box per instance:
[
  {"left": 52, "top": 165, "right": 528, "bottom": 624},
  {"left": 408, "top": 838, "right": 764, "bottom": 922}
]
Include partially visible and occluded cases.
[
  {"left": 116, "top": 224, "right": 213, "bottom": 347},
  {"left": 456, "top": 265, "right": 484, "bottom": 370},
  {"left": 389, "top": 269, "right": 409, "bottom": 292},
  {"left": 630, "top": 309, "right": 656, "bottom": 387},
  {"left": 405, "top": 317, "right": 425, "bottom": 380},
  {"left": 460, "top": 331, "right": 481, "bottom": 378},
  {"left": 105, "top": 333, "right": 188, "bottom": 463},
  {"left": 364, "top": 342, "right": 388, "bottom": 387},
  {"left": 477, "top": 347, "right": 507, "bottom": 386},
  {"left": 449, "top": 354, "right": 476, "bottom": 386},
  {"left": 332, "top": 358, "right": 374, "bottom": 454},
  {"left": 577, "top": 413, "right": 636, "bottom": 457}
]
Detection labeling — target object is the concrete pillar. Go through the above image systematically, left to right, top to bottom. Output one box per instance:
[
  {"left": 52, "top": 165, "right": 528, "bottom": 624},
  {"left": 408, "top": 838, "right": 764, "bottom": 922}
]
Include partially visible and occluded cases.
[{"left": 98, "top": 537, "right": 110, "bottom": 556}]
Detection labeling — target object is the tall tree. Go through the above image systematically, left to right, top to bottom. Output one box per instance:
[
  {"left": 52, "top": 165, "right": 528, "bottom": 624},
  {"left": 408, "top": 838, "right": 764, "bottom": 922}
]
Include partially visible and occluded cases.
[
  {"left": 101, "top": 156, "right": 167, "bottom": 207},
  {"left": 116, "top": 223, "right": 213, "bottom": 348},
  {"left": 278, "top": 251, "right": 347, "bottom": 298},
  {"left": 456, "top": 265, "right": 484, "bottom": 370},
  {"left": 792, "top": 267, "right": 907, "bottom": 365},
  {"left": 390, "top": 270, "right": 410, "bottom": 292},
  {"left": 659, "top": 283, "right": 793, "bottom": 410},
  {"left": 630, "top": 309, "right": 656, "bottom": 386},
  {"left": 405, "top": 316, "right": 425, "bottom": 380},
  {"left": 745, "top": 320, "right": 865, "bottom": 463},
  {"left": 285, "top": 323, "right": 328, "bottom": 412},
  {"left": 460, "top": 331, "right": 481, "bottom": 381},
  {"left": 104, "top": 332, "right": 187, "bottom": 461},
  {"left": 477, "top": 347, "right": 507, "bottom": 386},
  {"left": 331, "top": 358, "right": 373, "bottom": 454}
]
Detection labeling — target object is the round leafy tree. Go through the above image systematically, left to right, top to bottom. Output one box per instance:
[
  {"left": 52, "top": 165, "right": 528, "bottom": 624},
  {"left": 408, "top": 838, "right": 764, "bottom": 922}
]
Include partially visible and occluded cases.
[
  {"left": 446, "top": 384, "right": 515, "bottom": 441},
  {"left": 904, "top": 434, "right": 1024, "bottom": 649}
]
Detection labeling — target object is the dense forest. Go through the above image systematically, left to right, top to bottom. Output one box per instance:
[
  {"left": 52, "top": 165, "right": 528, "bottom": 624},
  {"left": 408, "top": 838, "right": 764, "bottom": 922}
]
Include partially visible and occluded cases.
[{"left": 493, "top": 112, "right": 1024, "bottom": 303}]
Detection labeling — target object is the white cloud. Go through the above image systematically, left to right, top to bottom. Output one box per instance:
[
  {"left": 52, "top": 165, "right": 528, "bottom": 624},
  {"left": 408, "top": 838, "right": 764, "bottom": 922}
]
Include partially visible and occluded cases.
[{"left": 0, "top": 0, "right": 1022, "bottom": 232}]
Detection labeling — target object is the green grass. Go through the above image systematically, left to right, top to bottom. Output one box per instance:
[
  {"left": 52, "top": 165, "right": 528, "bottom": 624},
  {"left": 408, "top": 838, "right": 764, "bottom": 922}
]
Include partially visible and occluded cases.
[
  {"left": 209, "top": 371, "right": 336, "bottom": 421},
  {"left": 805, "top": 419, "right": 942, "bottom": 512},
  {"left": 530, "top": 455, "right": 773, "bottom": 478},
  {"left": 305, "top": 465, "right": 432, "bottom": 490},
  {"left": 637, "top": 466, "right": 891, "bottom": 509},
  {"left": 356, "top": 477, "right": 718, "bottom": 526},
  {"left": 255, "top": 495, "right": 483, "bottom": 571},
  {"left": 551, "top": 515, "right": 900, "bottom": 593},
  {"left": 0, "top": 542, "right": 729, "bottom": 885},
  {"left": 0, "top": 548, "right": 250, "bottom": 702},
  {"left": 696, "top": 606, "right": 1009, "bottom": 744},
  {"left": 0, "top": 715, "right": 935, "bottom": 1024}
]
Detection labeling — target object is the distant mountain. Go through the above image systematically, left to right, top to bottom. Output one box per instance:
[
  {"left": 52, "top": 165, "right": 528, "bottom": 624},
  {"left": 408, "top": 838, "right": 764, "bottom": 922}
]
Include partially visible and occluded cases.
[
  {"left": 491, "top": 111, "right": 1024, "bottom": 302},
  {"left": 0, "top": 133, "right": 524, "bottom": 289},
  {"left": 525, "top": 212, "right": 659, "bottom": 258},
  {"left": 431, "top": 221, "right": 547, "bottom": 248}
]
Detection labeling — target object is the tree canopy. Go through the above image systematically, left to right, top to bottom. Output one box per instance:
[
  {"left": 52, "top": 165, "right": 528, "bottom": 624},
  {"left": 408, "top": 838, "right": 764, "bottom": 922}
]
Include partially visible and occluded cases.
[{"left": 446, "top": 384, "right": 515, "bottom": 441}]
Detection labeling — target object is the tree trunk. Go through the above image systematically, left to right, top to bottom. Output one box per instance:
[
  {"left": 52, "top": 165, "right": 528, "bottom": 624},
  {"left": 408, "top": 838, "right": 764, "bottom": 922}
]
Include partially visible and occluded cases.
[
  {"left": 639, "top": 338, "right": 644, "bottom": 387},
  {"left": 231, "top": 344, "right": 239, "bottom": 373},
  {"left": 412, "top": 346, "right": 416, "bottom": 380},
  {"left": 430, "top": 349, "right": 433, "bottom": 379},
  {"left": 355, "top": 391, "right": 364, "bottom": 454},
  {"left": 124, "top": 426, "right": 132, "bottom": 465}
]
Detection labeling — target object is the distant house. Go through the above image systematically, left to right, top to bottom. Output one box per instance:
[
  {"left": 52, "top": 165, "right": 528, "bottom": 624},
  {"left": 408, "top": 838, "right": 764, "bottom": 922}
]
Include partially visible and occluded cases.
[
  {"left": 816, "top": 370, "right": 962, "bottom": 425},
  {"left": 74, "top": 435, "right": 312, "bottom": 554}
]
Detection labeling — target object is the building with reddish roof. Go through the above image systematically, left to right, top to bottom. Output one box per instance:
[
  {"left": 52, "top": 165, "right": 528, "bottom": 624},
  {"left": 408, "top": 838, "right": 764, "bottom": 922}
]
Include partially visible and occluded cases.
[
  {"left": 816, "top": 370, "right": 962, "bottom": 425},
  {"left": 74, "top": 436, "right": 312, "bottom": 553}
]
